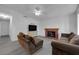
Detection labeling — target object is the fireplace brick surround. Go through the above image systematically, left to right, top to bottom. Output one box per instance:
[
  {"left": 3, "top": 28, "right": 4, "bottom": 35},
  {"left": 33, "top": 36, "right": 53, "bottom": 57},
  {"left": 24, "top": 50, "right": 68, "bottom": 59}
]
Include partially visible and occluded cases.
[{"left": 45, "top": 28, "right": 59, "bottom": 39}]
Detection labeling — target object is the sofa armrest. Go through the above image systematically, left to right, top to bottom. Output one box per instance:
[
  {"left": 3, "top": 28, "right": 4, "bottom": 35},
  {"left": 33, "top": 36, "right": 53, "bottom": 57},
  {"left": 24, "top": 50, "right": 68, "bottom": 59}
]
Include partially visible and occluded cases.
[
  {"left": 61, "top": 33, "right": 70, "bottom": 38},
  {"left": 51, "top": 40, "right": 79, "bottom": 54}
]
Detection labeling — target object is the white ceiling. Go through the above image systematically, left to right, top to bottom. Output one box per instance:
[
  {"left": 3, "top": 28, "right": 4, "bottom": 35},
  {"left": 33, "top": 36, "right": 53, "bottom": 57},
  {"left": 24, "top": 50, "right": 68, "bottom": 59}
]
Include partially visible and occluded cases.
[{"left": 0, "top": 4, "right": 78, "bottom": 20}]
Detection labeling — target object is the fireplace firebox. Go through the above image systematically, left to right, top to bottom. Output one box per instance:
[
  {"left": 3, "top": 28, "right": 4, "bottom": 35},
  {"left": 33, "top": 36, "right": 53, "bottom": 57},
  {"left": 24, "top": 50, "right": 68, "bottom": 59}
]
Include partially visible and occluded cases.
[{"left": 45, "top": 28, "right": 59, "bottom": 39}]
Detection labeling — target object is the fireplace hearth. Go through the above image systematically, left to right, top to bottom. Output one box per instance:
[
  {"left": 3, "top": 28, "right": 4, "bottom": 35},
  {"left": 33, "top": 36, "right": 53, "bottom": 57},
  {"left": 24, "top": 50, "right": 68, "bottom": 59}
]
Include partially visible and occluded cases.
[{"left": 45, "top": 28, "right": 59, "bottom": 39}]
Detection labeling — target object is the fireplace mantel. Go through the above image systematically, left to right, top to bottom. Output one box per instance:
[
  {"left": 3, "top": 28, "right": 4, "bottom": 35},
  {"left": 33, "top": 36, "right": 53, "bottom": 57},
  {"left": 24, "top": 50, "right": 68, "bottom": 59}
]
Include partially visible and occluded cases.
[{"left": 45, "top": 28, "right": 59, "bottom": 39}]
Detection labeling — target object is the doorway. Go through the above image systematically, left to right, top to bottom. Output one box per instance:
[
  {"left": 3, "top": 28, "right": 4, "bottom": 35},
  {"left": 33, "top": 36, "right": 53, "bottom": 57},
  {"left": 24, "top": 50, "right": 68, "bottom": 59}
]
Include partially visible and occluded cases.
[{"left": 0, "top": 18, "right": 10, "bottom": 42}]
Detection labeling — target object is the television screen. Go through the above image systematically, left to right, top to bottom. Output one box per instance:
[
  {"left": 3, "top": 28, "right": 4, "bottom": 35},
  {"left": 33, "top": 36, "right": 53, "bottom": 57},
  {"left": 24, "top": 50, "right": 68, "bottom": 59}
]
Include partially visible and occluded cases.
[{"left": 28, "top": 25, "right": 37, "bottom": 31}]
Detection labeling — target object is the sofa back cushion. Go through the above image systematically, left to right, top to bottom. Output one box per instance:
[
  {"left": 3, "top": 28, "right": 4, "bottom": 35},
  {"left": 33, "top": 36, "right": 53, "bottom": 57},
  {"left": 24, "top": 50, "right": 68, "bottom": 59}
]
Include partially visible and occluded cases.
[
  {"left": 17, "top": 32, "right": 36, "bottom": 47},
  {"left": 17, "top": 32, "right": 26, "bottom": 41},
  {"left": 68, "top": 32, "right": 75, "bottom": 41},
  {"left": 24, "top": 35, "right": 36, "bottom": 47},
  {"left": 69, "top": 35, "right": 79, "bottom": 45}
]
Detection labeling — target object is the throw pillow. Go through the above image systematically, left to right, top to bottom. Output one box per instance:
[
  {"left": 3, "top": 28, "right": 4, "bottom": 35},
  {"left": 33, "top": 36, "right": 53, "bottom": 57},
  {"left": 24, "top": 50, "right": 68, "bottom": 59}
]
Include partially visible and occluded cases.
[{"left": 69, "top": 35, "right": 79, "bottom": 45}]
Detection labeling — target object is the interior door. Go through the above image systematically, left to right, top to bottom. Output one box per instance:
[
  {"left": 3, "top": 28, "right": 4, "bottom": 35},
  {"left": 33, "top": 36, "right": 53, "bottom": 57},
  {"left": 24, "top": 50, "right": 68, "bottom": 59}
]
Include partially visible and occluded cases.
[{"left": 1, "top": 20, "right": 10, "bottom": 36}]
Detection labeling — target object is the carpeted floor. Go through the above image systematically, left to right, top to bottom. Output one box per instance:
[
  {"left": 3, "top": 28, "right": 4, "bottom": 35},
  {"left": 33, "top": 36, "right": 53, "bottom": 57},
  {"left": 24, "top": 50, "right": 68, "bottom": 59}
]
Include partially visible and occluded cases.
[{"left": 0, "top": 36, "right": 53, "bottom": 55}]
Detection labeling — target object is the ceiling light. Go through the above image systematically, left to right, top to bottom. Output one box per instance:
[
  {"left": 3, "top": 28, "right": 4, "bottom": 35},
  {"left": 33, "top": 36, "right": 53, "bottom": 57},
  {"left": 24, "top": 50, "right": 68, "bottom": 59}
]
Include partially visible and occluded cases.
[
  {"left": 33, "top": 7, "right": 42, "bottom": 16},
  {"left": 0, "top": 14, "right": 10, "bottom": 19}
]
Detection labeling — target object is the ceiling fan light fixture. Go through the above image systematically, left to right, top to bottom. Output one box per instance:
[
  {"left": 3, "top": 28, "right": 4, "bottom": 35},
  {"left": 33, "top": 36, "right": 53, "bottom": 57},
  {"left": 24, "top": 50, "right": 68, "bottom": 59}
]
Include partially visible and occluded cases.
[{"left": 33, "top": 7, "right": 42, "bottom": 16}]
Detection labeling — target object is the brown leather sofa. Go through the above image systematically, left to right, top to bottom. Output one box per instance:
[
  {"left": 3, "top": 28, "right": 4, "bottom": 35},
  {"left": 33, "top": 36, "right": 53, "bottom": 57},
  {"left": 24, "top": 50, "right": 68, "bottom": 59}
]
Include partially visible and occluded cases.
[
  {"left": 17, "top": 32, "right": 43, "bottom": 54},
  {"left": 51, "top": 32, "right": 79, "bottom": 55}
]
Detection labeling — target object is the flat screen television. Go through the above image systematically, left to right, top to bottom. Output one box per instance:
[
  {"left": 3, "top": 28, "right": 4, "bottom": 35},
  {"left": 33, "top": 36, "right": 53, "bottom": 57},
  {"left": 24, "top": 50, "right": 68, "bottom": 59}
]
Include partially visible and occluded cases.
[{"left": 28, "top": 25, "right": 37, "bottom": 31}]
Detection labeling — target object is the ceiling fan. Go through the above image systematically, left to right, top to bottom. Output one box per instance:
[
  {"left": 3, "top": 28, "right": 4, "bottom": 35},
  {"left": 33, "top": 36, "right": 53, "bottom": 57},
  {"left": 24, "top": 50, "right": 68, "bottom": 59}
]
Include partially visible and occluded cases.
[
  {"left": 24, "top": 5, "right": 47, "bottom": 18},
  {"left": 33, "top": 6, "right": 42, "bottom": 16}
]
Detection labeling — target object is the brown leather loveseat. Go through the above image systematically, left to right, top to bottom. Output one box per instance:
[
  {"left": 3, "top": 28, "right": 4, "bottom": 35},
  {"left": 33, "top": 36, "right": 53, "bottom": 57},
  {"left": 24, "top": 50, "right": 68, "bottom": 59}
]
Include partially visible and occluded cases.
[
  {"left": 17, "top": 32, "right": 43, "bottom": 54},
  {"left": 51, "top": 32, "right": 79, "bottom": 55}
]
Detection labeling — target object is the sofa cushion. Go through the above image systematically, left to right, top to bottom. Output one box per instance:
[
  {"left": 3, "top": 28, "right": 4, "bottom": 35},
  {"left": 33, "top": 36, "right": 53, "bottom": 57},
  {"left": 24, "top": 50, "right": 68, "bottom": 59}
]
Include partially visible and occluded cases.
[
  {"left": 60, "top": 32, "right": 75, "bottom": 43},
  {"left": 68, "top": 32, "right": 75, "bottom": 42},
  {"left": 24, "top": 35, "right": 37, "bottom": 47},
  {"left": 69, "top": 35, "right": 79, "bottom": 45},
  {"left": 33, "top": 37, "right": 43, "bottom": 44},
  {"left": 60, "top": 37, "right": 69, "bottom": 43}
]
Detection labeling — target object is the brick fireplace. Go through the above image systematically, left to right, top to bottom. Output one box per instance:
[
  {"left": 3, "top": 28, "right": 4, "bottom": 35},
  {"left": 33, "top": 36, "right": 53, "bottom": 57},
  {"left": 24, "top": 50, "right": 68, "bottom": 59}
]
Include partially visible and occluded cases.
[{"left": 45, "top": 28, "right": 59, "bottom": 39}]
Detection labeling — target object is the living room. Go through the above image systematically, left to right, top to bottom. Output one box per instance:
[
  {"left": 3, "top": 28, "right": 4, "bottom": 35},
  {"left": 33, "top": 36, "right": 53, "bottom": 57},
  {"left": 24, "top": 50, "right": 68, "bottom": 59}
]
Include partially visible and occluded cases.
[{"left": 0, "top": 4, "right": 79, "bottom": 55}]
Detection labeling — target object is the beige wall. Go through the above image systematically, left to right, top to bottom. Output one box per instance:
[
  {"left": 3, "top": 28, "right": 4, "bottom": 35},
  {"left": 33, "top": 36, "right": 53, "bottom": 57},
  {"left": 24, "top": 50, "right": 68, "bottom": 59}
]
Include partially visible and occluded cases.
[{"left": 38, "top": 14, "right": 77, "bottom": 38}]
